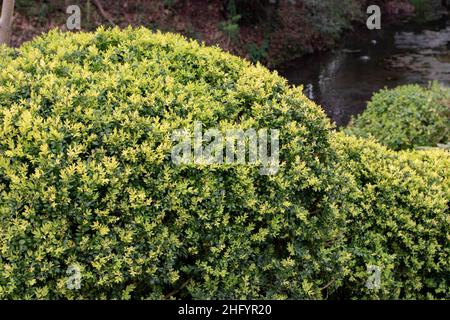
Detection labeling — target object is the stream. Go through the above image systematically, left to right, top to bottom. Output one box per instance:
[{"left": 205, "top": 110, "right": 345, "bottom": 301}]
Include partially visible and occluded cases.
[{"left": 278, "top": 16, "right": 450, "bottom": 126}]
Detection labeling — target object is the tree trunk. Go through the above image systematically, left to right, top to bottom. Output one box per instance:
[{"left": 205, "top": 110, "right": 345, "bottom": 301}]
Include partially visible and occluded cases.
[{"left": 0, "top": 0, "right": 15, "bottom": 46}]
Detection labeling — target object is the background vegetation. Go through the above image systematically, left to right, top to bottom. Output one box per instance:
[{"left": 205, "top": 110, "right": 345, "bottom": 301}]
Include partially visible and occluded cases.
[{"left": 9, "top": 0, "right": 448, "bottom": 66}]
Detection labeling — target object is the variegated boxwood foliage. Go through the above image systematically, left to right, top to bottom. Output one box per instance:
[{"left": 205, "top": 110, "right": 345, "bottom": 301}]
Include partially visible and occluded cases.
[
  {"left": 0, "top": 28, "right": 347, "bottom": 299},
  {"left": 0, "top": 28, "right": 448, "bottom": 300},
  {"left": 345, "top": 83, "right": 450, "bottom": 151},
  {"left": 332, "top": 133, "right": 450, "bottom": 299}
]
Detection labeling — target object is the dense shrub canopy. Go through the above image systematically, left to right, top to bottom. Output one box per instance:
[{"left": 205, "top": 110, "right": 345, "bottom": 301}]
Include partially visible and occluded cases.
[
  {"left": 0, "top": 27, "right": 347, "bottom": 299},
  {"left": 0, "top": 27, "right": 448, "bottom": 300},
  {"left": 345, "top": 83, "right": 450, "bottom": 150},
  {"left": 332, "top": 133, "right": 450, "bottom": 299}
]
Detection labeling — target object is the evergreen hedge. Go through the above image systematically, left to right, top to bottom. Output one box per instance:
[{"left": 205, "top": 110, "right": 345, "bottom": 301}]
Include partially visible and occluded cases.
[{"left": 332, "top": 133, "right": 449, "bottom": 299}]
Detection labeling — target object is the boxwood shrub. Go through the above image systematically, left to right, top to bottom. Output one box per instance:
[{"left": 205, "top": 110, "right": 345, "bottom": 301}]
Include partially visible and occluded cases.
[
  {"left": 0, "top": 27, "right": 349, "bottom": 299},
  {"left": 1, "top": 28, "right": 448, "bottom": 300},
  {"left": 345, "top": 83, "right": 450, "bottom": 150},
  {"left": 332, "top": 133, "right": 450, "bottom": 299}
]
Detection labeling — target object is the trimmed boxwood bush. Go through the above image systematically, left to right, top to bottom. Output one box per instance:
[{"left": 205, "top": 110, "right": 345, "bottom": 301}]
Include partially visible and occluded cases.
[
  {"left": 0, "top": 27, "right": 350, "bottom": 299},
  {"left": 1, "top": 27, "right": 449, "bottom": 300},
  {"left": 345, "top": 83, "right": 450, "bottom": 151},
  {"left": 332, "top": 133, "right": 450, "bottom": 299}
]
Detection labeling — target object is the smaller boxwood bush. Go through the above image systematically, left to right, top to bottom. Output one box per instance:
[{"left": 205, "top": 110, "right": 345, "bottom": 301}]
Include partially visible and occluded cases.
[
  {"left": 345, "top": 83, "right": 450, "bottom": 151},
  {"left": 331, "top": 133, "right": 450, "bottom": 299}
]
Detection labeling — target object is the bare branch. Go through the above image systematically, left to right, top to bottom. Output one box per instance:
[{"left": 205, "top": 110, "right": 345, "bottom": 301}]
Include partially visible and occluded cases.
[
  {"left": 92, "top": 0, "right": 115, "bottom": 26},
  {"left": 164, "top": 278, "right": 192, "bottom": 299}
]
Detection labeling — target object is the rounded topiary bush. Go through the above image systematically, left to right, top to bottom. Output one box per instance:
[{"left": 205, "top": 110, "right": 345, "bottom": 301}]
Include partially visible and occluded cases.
[
  {"left": 0, "top": 28, "right": 348, "bottom": 299},
  {"left": 345, "top": 83, "right": 450, "bottom": 151},
  {"left": 332, "top": 133, "right": 450, "bottom": 299}
]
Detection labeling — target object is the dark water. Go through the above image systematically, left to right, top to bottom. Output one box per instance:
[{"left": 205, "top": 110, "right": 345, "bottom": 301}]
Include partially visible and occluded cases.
[{"left": 278, "top": 17, "right": 450, "bottom": 126}]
